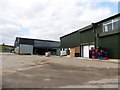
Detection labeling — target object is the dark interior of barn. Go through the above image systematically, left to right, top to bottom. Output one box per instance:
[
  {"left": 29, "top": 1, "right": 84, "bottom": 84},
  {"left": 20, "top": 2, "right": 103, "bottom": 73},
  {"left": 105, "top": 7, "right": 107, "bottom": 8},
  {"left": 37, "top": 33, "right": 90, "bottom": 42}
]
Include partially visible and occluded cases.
[{"left": 33, "top": 48, "right": 56, "bottom": 55}]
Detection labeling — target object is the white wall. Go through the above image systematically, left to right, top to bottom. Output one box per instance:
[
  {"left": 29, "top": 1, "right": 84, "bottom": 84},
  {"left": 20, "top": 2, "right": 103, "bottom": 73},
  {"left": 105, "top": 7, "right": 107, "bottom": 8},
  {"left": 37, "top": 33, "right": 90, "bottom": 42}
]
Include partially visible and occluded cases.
[{"left": 82, "top": 45, "right": 94, "bottom": 58}]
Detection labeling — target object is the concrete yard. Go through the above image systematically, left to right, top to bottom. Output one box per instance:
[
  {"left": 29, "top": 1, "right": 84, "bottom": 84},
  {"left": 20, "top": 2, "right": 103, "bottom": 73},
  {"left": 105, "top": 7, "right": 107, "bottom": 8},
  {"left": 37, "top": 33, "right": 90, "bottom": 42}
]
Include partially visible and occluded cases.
[{"left": 1, "top": 53, "right": 119, "bottom": 88}]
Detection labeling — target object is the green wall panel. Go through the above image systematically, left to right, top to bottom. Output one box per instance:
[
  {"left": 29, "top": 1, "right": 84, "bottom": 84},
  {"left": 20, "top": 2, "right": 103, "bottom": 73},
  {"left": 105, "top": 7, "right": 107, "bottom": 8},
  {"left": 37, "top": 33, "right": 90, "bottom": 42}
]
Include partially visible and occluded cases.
[
  {"left": 80, "top": 29, "right": 94, "bottom": 44},
  {"left": 60, "top": 31, "right": 80, "bottom": 48},
  {"left": 99, "top": 33, "right": 119, "bottom": 59},
  {"left": 119, "top": 33, "right": 120, "bottom": 59}
]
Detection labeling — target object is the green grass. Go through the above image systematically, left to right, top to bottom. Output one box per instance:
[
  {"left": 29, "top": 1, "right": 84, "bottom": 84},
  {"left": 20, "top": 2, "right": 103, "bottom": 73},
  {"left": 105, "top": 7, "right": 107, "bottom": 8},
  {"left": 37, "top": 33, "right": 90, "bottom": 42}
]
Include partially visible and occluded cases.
[
  {"left": 0, "top": 45, "right": 2, "bottom": 52},
  {"left": 0, "top": 45, "right": 14, "bottom": 52}
]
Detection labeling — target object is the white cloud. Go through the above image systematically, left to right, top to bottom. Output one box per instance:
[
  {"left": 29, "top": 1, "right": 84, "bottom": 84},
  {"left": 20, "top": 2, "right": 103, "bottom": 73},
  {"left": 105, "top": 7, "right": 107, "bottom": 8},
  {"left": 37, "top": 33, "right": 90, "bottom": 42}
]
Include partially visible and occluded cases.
[
  {"left": 0, "top": 0, "right": 117, "bottom": 45},
  {"left": 0, "top": 19, "right": 24, "bottom": 44}
]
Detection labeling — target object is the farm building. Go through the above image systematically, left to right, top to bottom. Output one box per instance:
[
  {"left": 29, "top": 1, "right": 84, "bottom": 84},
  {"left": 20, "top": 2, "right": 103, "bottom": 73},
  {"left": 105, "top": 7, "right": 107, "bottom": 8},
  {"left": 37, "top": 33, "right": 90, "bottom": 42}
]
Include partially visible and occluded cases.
[
  {"left": 60, "top": 13, "right": 120, "bottom": 59},
  {"left": 14, "top": 37, "right": 60, "bottom": 55}
]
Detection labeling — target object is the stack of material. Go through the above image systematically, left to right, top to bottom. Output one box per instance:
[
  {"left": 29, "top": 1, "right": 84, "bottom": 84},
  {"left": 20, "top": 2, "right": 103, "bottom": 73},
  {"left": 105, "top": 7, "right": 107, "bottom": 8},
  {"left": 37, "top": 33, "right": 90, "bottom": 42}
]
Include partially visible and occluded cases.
[{"left": 89, "top": 47, "right": 108, "bottom": 60}]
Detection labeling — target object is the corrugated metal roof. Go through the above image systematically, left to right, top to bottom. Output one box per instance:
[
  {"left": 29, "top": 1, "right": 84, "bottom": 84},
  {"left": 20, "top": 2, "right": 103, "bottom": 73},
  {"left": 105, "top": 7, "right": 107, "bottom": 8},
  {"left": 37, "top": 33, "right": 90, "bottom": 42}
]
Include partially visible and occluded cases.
[
  {"left": 60, "top": 13, "right": 120, "bottom": 38},
  {"left": 95, "top": 13, "right": 120, "bottom": 24},
  {"left": 60, "top": 30, "right": 79, "bottom": 39},
  {"left": 15, "top": 37, "right": 60, "bottom": 48},
  {"left": 16, "top": 37, "right": 60, "bottom": 43},
  {"left": 34, "top": 40, "right": 60, "bottom": 48}
]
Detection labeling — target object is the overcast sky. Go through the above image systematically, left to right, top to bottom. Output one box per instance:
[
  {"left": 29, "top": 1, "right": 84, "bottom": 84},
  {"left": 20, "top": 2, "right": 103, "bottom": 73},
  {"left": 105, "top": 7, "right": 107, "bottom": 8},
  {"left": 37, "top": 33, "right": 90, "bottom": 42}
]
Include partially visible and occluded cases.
[{"left": 0, "top": 0, "right": 119, "bottom": 45}]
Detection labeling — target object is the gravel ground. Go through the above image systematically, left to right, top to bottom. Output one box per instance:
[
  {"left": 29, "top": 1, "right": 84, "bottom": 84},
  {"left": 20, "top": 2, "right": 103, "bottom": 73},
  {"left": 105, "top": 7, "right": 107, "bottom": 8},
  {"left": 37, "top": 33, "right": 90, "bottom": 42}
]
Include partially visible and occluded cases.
[{"left": 1, "top": 53, "right": 119, "bottom": 88}]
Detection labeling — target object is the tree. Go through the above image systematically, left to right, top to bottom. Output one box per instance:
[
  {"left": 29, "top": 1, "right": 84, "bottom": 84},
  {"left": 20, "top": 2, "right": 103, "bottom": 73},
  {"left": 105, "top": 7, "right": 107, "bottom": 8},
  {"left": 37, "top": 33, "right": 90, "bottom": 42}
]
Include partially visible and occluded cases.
[{"left": 2, "top": 43, "right": 5, "bottom": 46}]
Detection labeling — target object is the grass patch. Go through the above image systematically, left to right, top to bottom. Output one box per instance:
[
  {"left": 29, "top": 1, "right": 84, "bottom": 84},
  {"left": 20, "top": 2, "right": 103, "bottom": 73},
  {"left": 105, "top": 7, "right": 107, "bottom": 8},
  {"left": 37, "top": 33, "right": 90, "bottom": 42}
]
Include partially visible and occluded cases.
[{"left": 0, "top": 45, "right": 2, "bottom": 52}]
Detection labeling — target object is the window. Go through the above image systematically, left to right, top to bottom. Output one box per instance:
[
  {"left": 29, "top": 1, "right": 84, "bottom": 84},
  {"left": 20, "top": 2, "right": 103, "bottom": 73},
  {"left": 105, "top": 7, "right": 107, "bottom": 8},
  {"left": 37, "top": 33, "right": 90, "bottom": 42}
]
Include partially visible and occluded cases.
[
  {"left": 103, "top": 17, "right": 120, "bottom": 32},
  {"left": 113, "top": 18, "right": 120, "bottom": 30},
  {"left": 103, "top": 20, "right": 112, "bottom": 32},
  {"left": 113, "top": 21, "right": 118, "bottom": 30},
  {"left": 104, "top": 23, "right": 112, "bottom": 32}
]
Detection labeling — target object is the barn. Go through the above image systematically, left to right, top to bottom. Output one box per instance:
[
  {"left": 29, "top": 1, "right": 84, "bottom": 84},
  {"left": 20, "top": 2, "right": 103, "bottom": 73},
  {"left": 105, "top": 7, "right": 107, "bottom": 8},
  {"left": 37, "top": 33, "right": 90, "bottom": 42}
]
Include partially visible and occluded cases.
[
  {"left": 60, "top": 13, "right": 120, "bottom": 59},
  {"left": 14, "top": 37, "right": 60, "bottom": 55}
]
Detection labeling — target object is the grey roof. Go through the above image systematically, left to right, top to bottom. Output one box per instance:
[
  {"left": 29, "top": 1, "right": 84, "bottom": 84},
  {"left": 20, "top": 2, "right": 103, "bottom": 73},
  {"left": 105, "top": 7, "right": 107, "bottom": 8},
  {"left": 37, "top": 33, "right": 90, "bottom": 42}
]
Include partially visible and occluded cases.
[
  {"left": 60, "top": 13, "right": 120, "bottom": 38},
  {"left": 15, "top": 37, "right": 60, "bottom": 48},
  {"left": 34, "top": 40, "right": 60, "bottom": 48}
]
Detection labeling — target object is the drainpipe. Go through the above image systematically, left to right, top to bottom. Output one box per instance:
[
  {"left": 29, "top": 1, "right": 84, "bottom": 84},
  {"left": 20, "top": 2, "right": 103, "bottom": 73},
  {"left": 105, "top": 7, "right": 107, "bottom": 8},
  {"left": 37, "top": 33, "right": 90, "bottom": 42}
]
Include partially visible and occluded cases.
[{"left": 92, "top": 23, "right": 97, "bottom": 49}]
